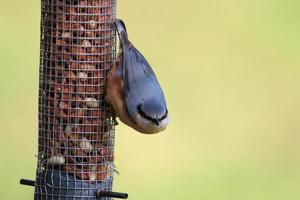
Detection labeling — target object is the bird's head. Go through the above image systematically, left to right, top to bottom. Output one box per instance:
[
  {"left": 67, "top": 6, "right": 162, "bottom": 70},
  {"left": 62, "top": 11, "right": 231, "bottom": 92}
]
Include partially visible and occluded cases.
[{"left": 134, "top": 99, "right": 169, "bottom": 134}]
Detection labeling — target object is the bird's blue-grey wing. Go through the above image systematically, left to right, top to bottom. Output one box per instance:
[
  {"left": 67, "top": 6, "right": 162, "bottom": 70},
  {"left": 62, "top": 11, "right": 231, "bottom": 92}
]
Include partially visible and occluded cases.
[
  {"left": 121, "top": 44, "right": 166, "bottom": 119},
  {"left": 121, "top": 44, "right": 162, "bottom": 96}
]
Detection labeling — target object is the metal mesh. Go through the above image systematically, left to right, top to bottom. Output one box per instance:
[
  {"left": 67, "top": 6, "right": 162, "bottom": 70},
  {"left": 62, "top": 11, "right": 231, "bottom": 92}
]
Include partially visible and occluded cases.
[{"left": 35, "top": 0, "right": 116, "bottom": 199}]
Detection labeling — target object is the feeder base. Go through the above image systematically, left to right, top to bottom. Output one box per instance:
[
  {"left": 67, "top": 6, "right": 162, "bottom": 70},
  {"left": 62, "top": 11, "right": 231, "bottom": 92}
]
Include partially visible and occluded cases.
[{"left": 34, "top": 170, "right": 113, "bottom": 200}]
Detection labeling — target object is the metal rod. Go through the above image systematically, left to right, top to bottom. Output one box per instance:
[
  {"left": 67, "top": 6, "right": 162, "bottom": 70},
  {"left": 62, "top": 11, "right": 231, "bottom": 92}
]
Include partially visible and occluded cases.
[
  {"left": 20, "top": 179, "right": 35, "bottom": 187},
  {"left": 96, "top": 190, "right": 128, "bottom": 199}
]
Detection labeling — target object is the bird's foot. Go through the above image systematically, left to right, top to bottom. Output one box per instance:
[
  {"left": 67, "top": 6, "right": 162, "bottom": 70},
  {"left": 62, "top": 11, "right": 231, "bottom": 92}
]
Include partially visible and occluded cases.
[{"left": 113, "top": 116, "right": 119, "bottom": 126}]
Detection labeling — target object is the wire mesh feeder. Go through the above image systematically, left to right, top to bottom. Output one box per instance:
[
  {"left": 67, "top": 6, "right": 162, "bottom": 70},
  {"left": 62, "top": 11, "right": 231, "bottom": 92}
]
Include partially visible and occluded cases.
[{"left": 20, "top": 0, "right": 127, "bottom": 199}]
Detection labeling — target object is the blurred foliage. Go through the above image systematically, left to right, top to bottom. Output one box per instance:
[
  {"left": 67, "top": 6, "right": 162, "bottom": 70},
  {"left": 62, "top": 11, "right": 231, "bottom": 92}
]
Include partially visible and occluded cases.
[{"left": 1, "top": 0, "right": 300, "bottom": 199}]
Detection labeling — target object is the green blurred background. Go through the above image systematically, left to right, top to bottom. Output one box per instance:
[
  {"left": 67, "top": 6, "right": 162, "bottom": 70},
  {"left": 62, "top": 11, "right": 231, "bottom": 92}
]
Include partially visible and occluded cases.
[{"left": 1, "top": 0, "right": 300, "bottom": 199}]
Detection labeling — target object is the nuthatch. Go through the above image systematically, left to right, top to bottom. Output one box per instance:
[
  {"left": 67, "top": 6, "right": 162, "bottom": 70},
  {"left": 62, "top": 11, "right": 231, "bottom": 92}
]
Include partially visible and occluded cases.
[{"left": 106, "top": 19, "right": 169, "bottom": 134}]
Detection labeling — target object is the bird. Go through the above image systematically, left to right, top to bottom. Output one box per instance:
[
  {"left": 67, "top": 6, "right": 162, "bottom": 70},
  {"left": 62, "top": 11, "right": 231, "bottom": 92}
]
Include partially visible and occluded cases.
[{"left": 106, "top": 19, "right": 169, "bottom": 134}]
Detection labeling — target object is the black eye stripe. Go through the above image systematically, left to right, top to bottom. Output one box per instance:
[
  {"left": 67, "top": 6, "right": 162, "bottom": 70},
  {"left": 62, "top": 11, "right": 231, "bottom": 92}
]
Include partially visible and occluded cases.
[
  {"left": 137, "top": 104, "right": 168, "bottom": 122},
  {"left": 137, "top": 104, "right": 154, "bottom": 122},
  {"left": 160, "top": 109, "right": 168, "bottom": 121}
]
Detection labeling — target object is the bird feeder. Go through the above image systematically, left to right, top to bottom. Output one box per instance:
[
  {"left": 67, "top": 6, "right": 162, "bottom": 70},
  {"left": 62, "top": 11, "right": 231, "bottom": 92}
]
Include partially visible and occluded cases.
[{"left": 20, "top": 0, "right": 127, "bottom": 199}]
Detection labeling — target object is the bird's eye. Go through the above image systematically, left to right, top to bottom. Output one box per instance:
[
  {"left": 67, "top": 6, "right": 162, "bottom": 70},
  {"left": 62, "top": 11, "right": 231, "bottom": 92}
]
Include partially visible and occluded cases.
[
  {"left": 137, "top": 104, "right": 153, "bottom": 121},
  {"left": 159, "top": 109, "right": 168, "bottom": 121}
]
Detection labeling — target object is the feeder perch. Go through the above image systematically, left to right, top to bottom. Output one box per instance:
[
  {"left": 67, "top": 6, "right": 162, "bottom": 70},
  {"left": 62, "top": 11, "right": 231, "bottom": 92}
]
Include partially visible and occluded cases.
[{"left": 20, "top": 0, "right": 127, "bottom": 199}]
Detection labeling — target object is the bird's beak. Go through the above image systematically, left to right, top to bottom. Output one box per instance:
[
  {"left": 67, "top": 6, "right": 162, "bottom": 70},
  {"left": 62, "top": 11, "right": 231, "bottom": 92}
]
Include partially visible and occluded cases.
[{"left": 153, "top": 119, "right": 160, "bottom": 126}]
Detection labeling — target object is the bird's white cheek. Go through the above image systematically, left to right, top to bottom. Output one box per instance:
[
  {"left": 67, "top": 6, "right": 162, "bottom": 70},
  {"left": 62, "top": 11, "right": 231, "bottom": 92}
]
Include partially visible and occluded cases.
[
  {"left": 134, "top": 113, "right": 155, "bottom": 132},
  {"left": 135, "top": 113, "right": 150, "bottom": 129},
  {"left": 159, "top": 117, "right": 169, "bottom": 130}
]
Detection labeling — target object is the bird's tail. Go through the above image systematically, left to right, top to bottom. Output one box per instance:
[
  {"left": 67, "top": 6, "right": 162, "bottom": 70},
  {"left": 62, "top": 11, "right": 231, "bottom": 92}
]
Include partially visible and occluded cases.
[{"left": 115, "top": 19, "right": 129, "bottom": 46}]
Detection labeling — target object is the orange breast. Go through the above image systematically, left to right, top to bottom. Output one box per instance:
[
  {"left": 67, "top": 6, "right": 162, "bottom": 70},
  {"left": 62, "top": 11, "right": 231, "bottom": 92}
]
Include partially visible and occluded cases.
[{"left": 106, "top": 65, "right": 141, "bottom": 131}]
